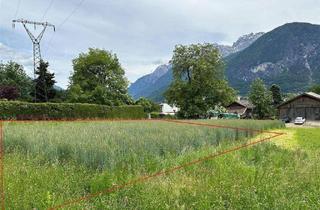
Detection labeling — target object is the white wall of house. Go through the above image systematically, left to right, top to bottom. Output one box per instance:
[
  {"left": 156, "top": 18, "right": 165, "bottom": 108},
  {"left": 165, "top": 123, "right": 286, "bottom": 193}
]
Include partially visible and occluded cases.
[{"left": 160, "top": 103, "right": 179, "bottom": 115}]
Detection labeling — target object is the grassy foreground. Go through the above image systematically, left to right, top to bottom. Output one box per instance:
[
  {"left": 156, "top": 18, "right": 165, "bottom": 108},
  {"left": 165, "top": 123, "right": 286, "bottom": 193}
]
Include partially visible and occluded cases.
[{"left": 3, "top": 120, "right": 320, "bottom": 209}]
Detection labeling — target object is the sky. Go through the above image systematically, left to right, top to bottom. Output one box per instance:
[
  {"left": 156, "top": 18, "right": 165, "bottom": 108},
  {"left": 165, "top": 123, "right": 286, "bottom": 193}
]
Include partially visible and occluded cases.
[{"left": 1, "top": 0, "right": 320, "bottom": 88}]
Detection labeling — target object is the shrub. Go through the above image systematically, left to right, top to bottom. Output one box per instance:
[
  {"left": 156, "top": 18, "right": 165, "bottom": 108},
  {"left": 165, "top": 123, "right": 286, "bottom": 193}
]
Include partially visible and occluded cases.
[{"left": 0, "top": 101, "right": 145, "bottom": 120}]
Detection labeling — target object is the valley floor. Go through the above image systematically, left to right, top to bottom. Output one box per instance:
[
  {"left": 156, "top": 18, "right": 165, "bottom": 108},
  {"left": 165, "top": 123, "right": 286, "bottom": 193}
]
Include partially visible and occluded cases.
[{"left": 2, "top": 120, "right": 320, "bottom": 209}]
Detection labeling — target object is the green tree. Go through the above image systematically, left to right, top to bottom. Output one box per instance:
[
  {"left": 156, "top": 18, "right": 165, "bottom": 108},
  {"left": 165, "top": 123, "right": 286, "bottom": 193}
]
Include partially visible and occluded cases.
[
  {"left": 165, "top": 43, "right": 235, "bottom": 118},
  {"left": 68, "top": 48, "right": 132, "bottom": 105},
  {"left": 34, "top": 60, "right": 56, "bottom": 102},
  {"left": 0, "top": 61, "right": 33, "bottom": 100},
  {"left": 249, "top": 79, "right": 273, "bottom": 119},
  {"left": 270, "top": 84, "right": 283, "bottom": 106},
  {"left": 308, "top": 84, "right": 320, "bottom": 94},
  {"left": 135, "top": 97, "right": 160, "bottom": 113}
]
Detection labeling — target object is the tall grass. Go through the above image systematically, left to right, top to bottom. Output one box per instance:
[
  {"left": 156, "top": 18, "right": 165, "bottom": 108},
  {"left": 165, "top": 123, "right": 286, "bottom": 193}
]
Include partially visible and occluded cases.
[
  {"left": 4, "top": 120, "right": 283, "bottom": 172},
  {"left": 4, "top": 122, "right": 320, "bottom": 210}
]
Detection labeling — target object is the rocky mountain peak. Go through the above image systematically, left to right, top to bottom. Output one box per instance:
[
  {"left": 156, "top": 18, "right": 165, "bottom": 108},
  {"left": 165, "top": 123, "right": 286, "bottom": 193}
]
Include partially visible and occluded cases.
[
  {"left": 213, "top": 32, "right": 264, "bottom": 57},
  {"left": 232, "top": 32, "right": 265, "bottom": 51},
  {"left": 152, "top": 64, "right": 171, "bottom": 79}
]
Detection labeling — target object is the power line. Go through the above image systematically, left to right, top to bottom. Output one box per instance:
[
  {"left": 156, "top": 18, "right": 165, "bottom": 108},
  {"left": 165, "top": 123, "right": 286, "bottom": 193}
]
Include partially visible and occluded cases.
[
  {"left": 13, "top": 0, "right": 22, "bottom": 19},
  {"left": 40, "top": 0, "right": 55, "bottom": 21},
  {"left": 45, "top": 0, "right": 86, "bottom": 54},
  {"left": 58, "top": 0, "right": 85, "bottom": 28}
]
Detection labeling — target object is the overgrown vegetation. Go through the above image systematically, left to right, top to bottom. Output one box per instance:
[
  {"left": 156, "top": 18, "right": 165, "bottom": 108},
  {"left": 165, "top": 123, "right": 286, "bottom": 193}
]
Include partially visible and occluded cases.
[{"left": 3, "top": 120, "right": 300, "bottom": 209}]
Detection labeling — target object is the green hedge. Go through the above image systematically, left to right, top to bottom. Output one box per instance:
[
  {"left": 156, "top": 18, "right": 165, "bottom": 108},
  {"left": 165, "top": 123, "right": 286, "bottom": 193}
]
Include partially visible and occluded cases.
[
  {"left": 0, "top": 101, "right": 145, "bottom": 120},
  {"left": 150, "top": 112, "right": 177, "bottom": 119}
]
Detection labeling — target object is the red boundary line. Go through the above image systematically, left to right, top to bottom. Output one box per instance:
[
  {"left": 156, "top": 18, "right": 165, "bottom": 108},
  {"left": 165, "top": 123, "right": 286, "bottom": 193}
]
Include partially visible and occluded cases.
[
  {"left": 0, "top": 119, "right": 286, "bottom": 209},
  {"left": 162, "top": 119, "right": 284, "bottom": 135},
  {"left": 0, "top": 122, "right": 4, "bottom": 210},
  {"left": 49, "top": 133, "right": 284, "bottom": 210}
]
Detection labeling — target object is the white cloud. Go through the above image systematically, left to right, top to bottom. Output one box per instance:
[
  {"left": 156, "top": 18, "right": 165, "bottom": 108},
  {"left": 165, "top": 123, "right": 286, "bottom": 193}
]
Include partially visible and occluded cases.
[{"left": 0, "top": 42, "right": 33, "bottom": 75}]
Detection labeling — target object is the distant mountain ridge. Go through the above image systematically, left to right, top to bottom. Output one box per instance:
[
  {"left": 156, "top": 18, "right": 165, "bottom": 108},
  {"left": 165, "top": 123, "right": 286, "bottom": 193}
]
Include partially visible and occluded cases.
[
  {"left": 226, "top": 22, "right": 320, "bottom": 94},
  {"left": 129, "top": 23, "right": 320, "bottom": 101},
  {"left": 129, "top": 32, "right": 264, "bottom": 101},
  {"left": 128, "top": 64, "right": 172, "bottom": 100}
]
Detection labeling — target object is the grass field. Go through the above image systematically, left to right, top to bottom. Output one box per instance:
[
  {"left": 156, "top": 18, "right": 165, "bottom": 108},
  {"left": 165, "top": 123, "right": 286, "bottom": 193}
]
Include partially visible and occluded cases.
[{"left": 2, "top": 120, "right": 320, "bottom": 209}]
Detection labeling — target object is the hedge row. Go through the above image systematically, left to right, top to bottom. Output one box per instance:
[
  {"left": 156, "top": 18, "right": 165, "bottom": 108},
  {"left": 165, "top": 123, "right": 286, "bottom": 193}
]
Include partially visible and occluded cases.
[{"left": 0, "top": 101, "right": 145, "bottom": 120}]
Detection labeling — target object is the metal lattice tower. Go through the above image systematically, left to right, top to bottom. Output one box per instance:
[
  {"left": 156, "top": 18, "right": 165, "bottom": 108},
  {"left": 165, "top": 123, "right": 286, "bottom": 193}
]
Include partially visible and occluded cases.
[{"left": 12, "top": 19, "right": 55, "bottom": 102}]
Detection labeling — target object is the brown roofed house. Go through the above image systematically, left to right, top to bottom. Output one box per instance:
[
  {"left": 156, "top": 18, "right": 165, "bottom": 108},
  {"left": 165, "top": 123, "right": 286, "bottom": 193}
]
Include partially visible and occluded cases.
[{"left": 226, "top": 100, "right": 254, "bottom": 119}]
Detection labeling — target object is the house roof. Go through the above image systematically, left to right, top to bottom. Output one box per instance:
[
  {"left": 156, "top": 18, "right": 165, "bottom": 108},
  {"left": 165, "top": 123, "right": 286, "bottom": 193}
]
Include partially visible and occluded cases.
[
  {"left": 278, "top": 92, "right": 320, "bottom": 108},
  {"left": 227, "top": 100, "right": 254, "bottom": 109}
]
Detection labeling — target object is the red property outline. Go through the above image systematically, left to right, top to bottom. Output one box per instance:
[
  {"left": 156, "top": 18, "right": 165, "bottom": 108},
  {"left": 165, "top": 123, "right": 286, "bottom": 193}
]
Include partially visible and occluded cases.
[
  {"left": 0, "top": 119, "right": 285, "bottom": 209},
  {"left": 0, "top": 122, "right": 4, "bottom": 210}
]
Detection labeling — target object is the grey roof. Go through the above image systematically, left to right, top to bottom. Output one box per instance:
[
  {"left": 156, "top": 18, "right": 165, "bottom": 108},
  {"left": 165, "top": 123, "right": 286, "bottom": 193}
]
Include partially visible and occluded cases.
[
  {"left": 278, "top": 92, "right": 320, "bottom": 107},
  {"left": 306, "top": 92, "right": 320, "bottom": 100},
  {"left": 228, "top": 100, "right": 254, "bottom": 109},
  {"left": 238, "top": 100, "right": 254, "bottom": 108}
]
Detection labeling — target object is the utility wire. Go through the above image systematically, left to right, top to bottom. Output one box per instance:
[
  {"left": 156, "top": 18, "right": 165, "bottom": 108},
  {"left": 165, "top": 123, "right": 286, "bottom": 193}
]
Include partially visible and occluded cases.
[
  {"left": 13, "top": 0, "right": 22, "bottom": 19},
  {"left": 40, "top": 0, "right": 55, "bottom": 21},
  {"left": 45, "top": 0, "right": 86, "bottom": 53},
  {"left": 57, "top": 0, "right": 85, "bottom": 29}
]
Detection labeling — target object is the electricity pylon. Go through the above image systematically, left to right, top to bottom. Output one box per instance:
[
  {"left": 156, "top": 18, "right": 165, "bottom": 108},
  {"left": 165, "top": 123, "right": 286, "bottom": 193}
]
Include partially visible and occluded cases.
[{"left": 12, "top": 19, "right": 55, "bottom": 102}]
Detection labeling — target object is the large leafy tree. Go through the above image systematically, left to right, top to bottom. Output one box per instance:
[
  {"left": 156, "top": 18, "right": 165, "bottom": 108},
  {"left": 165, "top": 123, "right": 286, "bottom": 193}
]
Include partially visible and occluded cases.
[
  {"left": 165, "top": 43, "right": 235, "bottom": 118},
  {"left": 68, "top": 48, "right": 132, "bottom": 105},
  {"left": 34, "top": 60, "right": 56, "bottom": 102},
  {"left": 0, "top": 61, "right": 33, "bottom": 100},
  {"left": 249, "top": 79, "right": 273, "bottom": 119},
  {"left": 270, "top": 84, "right": 283, "bottom": 106}
]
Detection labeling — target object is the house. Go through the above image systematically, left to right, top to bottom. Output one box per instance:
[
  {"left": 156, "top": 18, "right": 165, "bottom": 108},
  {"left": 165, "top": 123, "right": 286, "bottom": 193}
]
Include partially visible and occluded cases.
[
  {"left": 278, "top": 92, "right": 320, "bottom": 121},
  {"left": 226, "top": 100, "right": 254, "bottom": 119},
  {"left": 160, "top": 103, "right": 179, "bottom": 115}
]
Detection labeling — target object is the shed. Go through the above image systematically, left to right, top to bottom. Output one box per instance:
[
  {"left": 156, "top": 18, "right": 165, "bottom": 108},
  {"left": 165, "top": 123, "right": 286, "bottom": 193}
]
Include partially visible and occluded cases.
[
  {"left": 278, "top": 92, "right": 320, "bottom": 121},
  {"left": 226, "top": 100, "right": 254, "bottom": 119}
]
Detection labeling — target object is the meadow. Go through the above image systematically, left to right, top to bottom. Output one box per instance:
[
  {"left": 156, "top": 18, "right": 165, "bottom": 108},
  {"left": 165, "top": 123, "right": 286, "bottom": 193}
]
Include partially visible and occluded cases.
[{"left": 2, "top": 120, "right": 320, "bottom": 209}]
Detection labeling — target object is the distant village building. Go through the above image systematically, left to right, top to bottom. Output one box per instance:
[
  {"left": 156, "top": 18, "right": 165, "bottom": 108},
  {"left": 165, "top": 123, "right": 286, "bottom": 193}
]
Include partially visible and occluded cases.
[
  {"left": 278, "top": 92, "right": 320, "bottom": 121},
  {"left": 226, "top": 100, "right": 254, "bottom": 119},
  {"left": 160, "top": 103, "right": 179, "bottom": 115}
]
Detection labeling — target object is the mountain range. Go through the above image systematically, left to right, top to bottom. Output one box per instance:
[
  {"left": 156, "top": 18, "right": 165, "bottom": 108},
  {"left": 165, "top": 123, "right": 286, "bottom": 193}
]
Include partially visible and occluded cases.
[{"left": 129, "top": 22, "right": 320, "bottom": 101}]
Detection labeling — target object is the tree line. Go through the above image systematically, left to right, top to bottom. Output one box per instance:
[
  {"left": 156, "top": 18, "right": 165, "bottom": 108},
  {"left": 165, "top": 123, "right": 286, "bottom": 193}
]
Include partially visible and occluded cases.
[
  {"left": 1, "top": 45, "right": 320, "bottom": 119},
  {"left": 0, "top": 48, "right": 160, "bottom": 112}
]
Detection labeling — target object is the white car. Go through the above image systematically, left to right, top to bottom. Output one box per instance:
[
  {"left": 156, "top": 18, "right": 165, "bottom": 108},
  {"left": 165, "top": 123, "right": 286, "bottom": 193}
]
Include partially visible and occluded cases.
[{"left": 294, "top": 117, "right": 306, "bottom": 125}]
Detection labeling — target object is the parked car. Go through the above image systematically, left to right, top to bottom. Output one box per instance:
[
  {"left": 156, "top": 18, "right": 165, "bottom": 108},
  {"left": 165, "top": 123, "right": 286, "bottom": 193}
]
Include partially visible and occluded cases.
[
  {"left": 281, "top": 116, "right": 291, "bottom": 123},
  {"left": 294, "top": 117, "right": 306, "bottom": 125}
]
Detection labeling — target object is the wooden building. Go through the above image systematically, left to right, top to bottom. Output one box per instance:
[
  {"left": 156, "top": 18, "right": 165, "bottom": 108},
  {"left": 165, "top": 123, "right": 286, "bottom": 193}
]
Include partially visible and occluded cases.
[
  {"left": 278, "top": 92, "right": 320, "bottom": 121},
  {"left": 226, "top": 100, "right": 254, "bottom": 119}
]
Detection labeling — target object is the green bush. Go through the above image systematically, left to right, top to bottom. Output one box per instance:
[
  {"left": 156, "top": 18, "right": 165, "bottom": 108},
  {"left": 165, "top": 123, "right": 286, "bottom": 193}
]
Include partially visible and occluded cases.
[{"left": 0, "top": 101, "right": 145, "bottom": 120}]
